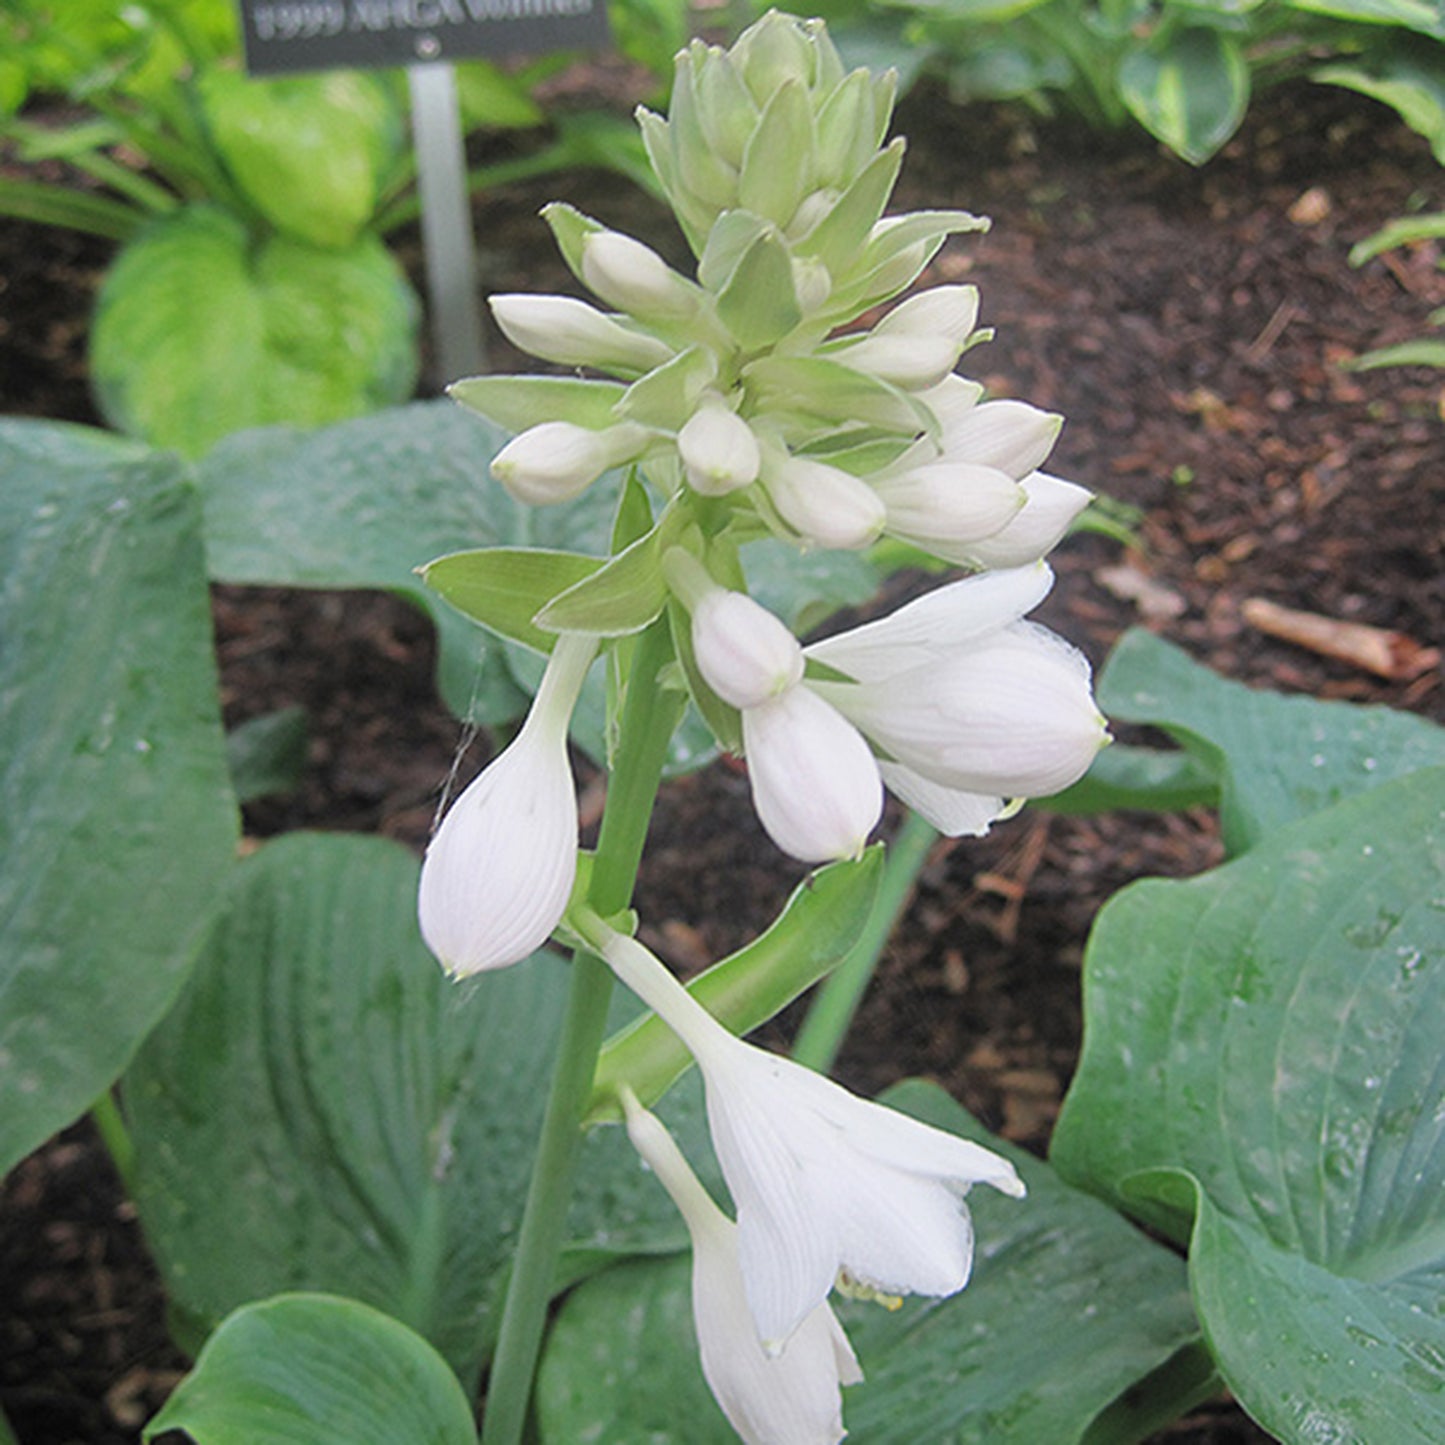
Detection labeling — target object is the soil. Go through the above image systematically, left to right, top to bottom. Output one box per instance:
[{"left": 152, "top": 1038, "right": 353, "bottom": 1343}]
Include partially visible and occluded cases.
[{"left": 2, "top": 61, "right": 1443, "bottom": 1445}]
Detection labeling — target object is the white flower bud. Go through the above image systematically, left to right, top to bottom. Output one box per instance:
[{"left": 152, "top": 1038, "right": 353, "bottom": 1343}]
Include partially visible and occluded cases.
[
  {"left": 580, "top": 230, "right": 697, "bottom": 320},
  {"left": 875, "top": 284, "right": 980, "bottom": 344},
  {"left": 489, "top": 294, "right": 673, "bottom": 374},
  {"left": 827, "top": 331, "right": 964, "bottom": 391},
  {"left": 917, "top": 374, "right": 986, "bottom": 431},
  {"left": 941, "top": 399, "right": 1063, "bottom": 479},
  {"left": 679, "top": 404, "right": 761, "bottom": 495},
  {"left": 490, "top": 420, "right": 651, "bottom": 506},
  {"left": 761, "top": 452, "right": 886, "bottom": 551},
  {"left": 870, "top": 460, "right": 1023, "bottom": 550},
  {"left": 952, "top": 471, "right": 1094, "bottom": 569},
  {"left": 692, "top": 590, "right": 804, "bottom": 710},
  {"left": 418, "top": 636, "right": 598, "bottom": 975},
  {"left": 742, "top": 686, "right": 882, "bottom": 862},
  {"left": 877, "top": 760, "right": 1008, "bottom": 838}
]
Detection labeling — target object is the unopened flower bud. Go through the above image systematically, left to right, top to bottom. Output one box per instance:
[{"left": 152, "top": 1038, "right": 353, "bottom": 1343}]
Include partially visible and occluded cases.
[
  {"left": 580, "top": 230, "right": 698, "bottom": 320},
  {"left": 876, "top": 284, "right": 980, "bottom": 344},
  {"left": 490, "top": 294, "right": 673, "bottom": 375},
  {"left": 827, "top": 332, "right": 963, "bottom": 391},
  {"left": 941, "top": 399, "right": 1062, "bottom": 479},
  {"left": 679, "top": 403, "right": 761, "bottom": 495},
  {"left": 491, "top": 420, "right": 652, "bottom": 505},
  {"left": 761, "top": 452, "right": 887, "bottom": 551},
  {"left": 871, "top": 461, "right": 1023, "bottom": 551},
  {"left": 943, "top": 472, "right": 1094, "bottom": 570},
  {"left": 692, "top": 590, "right": 804, "bottom": 710}
]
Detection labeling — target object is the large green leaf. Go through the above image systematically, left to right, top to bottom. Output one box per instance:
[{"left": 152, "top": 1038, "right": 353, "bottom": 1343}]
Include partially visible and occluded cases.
[
  {"left": 1289, "top": 0, "right": 1445, "bottom": 41},
  {"left": 1118, "top": 27, "right": 1250, "bottom": 165},
  {"left": 199, "top": 69, "right": 403, "bottom": 248},
  {"left": 91, "top": 204, "right": 419, "bottom": 456},
  {"left": 195, "top": 399, "right": 618, "bottom": 724},
  {"left": 0, "top": 420, "right": 238, "bottom": 1177},
  {"left": 1095, "top": 628, "right": 1445, "bottom": 853},
  {"left": 1052, "top": 770, "right": 1445, "bottom": 1442},
  {"left": 123, "top": 832, "right": 711, "bottom": 1383},
  {"left": 538, "top": 1081, "right": 1203, "bottom": 1443},
  {"left": 143, "top": 1293, "right": 477, "bottom": 1444}
]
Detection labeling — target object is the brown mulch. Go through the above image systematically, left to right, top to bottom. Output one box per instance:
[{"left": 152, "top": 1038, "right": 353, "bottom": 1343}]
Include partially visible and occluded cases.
[{"left": 2, "top": 71, "right": 1442, "bottom": 1445}]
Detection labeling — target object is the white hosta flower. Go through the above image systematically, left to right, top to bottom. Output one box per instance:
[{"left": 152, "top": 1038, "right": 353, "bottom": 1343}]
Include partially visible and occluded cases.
[
  {"left": 580, "top": 229, "right": 698, "bottom": 320},
  {"left": 876, "top": 284, "right": 981, "bottom": 344},
  {"left": 489, "top": 294, "right": 673, "bottom": 375},
  {"left": 825, "top": 331, "right": 964, "bottom": 392},
  {"left": 917, "top": 374, "right": 986, "bottom": 431},
  {"left": 941, "top": 399, "right": 1062, "bottom": 480},
  {"left": 679, "top": 402, "right": 761, "bottom": 496},
  {"left": 490, "top": 420, "right": 652, "bottom": 505},
  {"left": 760, "top": 451, "right": 887, "bottom": 551},
  {"left": 870, "top": 459, "right": 1023, "bottom": 552},
  {"left": 952, "top": 471, "right": 1094, "bottom": 570},
  {"left": 692, "top": 589, "right": 804, "bottom": 710},
  {"left": 815, "top": 622, "right": 1107, "bottom": 800},
  {"left": 417, "top": 634, "right": 597, "bottom": 974},
  {"left": 742, "top": 685, "right": 882, "bottom": 863},
  {"left": 876, "top": 760, "right": 1011, "bottom": 838},
  {"left": 599, "top": 930, "right": 1026, "bottom": 1350},
  {"left": 623, "top": 1095, "right": 861, "bottom": 1445}
]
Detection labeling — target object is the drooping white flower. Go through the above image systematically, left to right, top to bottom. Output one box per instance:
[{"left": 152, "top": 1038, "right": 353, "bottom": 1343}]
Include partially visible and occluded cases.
[
  {"left": 580, "top": 229, "right": 699, "bottom": 320},
  {"left": 489, "top": 294, "right": 673, "bottom": 375},
  {"left": 679, "top": 401, "right": 761, "bottom": 496},
  {"left": 490, "top": 420, "right": 653, "bottom": 505},
  {"left": 869, "top": 458, "right": 1023, "bottom": 553},
  {"left": 805, "top": 565, "right": 1106, "bottom": 820},
  {"left": 691, "top": 589, "right": 805, "bottom": 711},
  {"left": 814, "top": 620, "right": 1107, "bottom": 801},
  {"left": 417, "top": 634, "right": 598, "bottom": 974},
  {"left": 742, "top": 685, "right": 882, "bottom": 863},
  {"left": 599, "top": 930, "right": 1025, "bottom": 1350},
  {"left": 623, "top": 1093, "right": 861, "bottom": 1445}
]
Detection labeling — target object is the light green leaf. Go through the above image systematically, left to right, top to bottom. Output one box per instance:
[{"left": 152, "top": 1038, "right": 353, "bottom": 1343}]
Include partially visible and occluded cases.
[
  {"left": 1288, "top": 0, "right": 1445, "bottom": 40},
  {"left": 1119, "top": 27, "right": 1250, "bottom": 164},
  {"left": 1315, "top": 45, "right": 1445, "bottom": 164},
  {"left": 455, "top": 59, "right": 545, "bottom": 130},
  {"left": 199, "top": 69, "right": 402, "bottom": 248},
  {"left": 738, "top": 80, "right": 813, "bottom": 227},
  {"left": 797, "top": 139, "right": 905, "bottom": 274},
  {"left": 92, "top": 205, "right": 419, "bottom": 457},
  {"left": 1349, "top": 210, "right": 1445, "bottom": 264},
  {"left": 717, "top": 229, "right": 803, "bottom": 351},
  {"left": 1350, "top": 336, "right": 1445, "bottom": 369},
  {"left": 615, "top": 345, "right": 718, "bottom": 430},
  {"left": 742, "top": 354, "right": 935, "bottom": 436},
  {"left": 448, "top": 375, "right": 628, "bottom": 432},
  {"left": 195, "top": 400, "right": 618, "bottom": 722},
  {"left": 0, "top": 420, "right": 238, "bottom": 1177},
  {"left": 421, "top": 548, "right": 602, "bottom": 653},
  {"left": 1095, "top": 628, "right": 1445, "bottom": 852},
  {"left": 1052, "top": 771, "right": 1445, "bottom": 1441},
  {"left": 124, "top": 833, "right": 712, "bottom": 1382},
  {"left": 540, "top": 1082, "right": 1203, "bottom": 1444},
  {"left": 142, "top": 1293, "right": 477, "bottom": 1445}
]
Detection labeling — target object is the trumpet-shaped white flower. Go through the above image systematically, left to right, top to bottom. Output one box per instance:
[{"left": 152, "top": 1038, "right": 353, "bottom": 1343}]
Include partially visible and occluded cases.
[
  {"left": 489, "top": 294, "right": 673, "bottom": 375},
  {"left": 679, "top": 401, "right": 762, "bottom": 496},
  {"left": 490, "top": 420, "right": 653, "bottom": 505},
  {"left": 805, "top": 565, "right": 1106, "bottom": 824},
  {"left": 691, "top": 589, "right": 805, "bottom": 711},
  {"left": 417, "top": 634, "right": 597, "bottom": 974},
  {"left": 742, "top": 685, "right": 883, "bottom": 863},
  {"left": 598, "top": 929, "right": 1026, "bottom": 1350},
  {"left": 623, "top": 1094, "right": 862, "bottom": 1445}
]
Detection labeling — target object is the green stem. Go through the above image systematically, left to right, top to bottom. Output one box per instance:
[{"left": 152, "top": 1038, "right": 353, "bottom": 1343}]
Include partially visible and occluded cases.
[
  {"left": 0, "top": 178, "right": 141, "bottom": 241},
  {"left": 480, "top": 617, "right": 681, "bottom": 1445},
  {"left": 791, "top": 809, "right": 938, "bottom": 1074},
  {"left": 90, "top": 1089, "right": 137, "bottom": 1197},
  {"left": 0, "top": 1400, "right": 18, "bottom": 1445}
]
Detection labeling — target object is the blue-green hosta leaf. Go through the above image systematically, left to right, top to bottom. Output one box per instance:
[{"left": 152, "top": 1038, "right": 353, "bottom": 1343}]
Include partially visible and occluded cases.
[
  {"left": 1119, "top": 27, "right": 1250, "bottom": 165},
  {"left": 198, "top": 68, "right": 403, "bottom": 248},
  {"left": 92, "top": 204, "right": 419, "bottom": 457},
  {"left": 195, "top": 399, "right": 618, "bottom": 724},
  {"left": 0, "top": 420, "right": 238, "bottom": 1177},
  {"left": 1095, "top": 628, "right": 1445, "bottom": 853},
  {"left": 1052, "top": 770, "right": 1445, "bottom": 1442},
  {"left": 123, "top": 832, "right": 712, "bottom": 1382},
  {"left": 538, "top": 1082, "right": 1202, "bottom": 1444},
  {"left": 143, "top": 1293, "right": 477, "bottom": 1445}
]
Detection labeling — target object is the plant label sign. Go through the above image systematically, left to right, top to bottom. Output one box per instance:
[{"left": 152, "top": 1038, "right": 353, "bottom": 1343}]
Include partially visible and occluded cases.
[{"left": 238, "top": 0, "right": 608, "bottom": 75}]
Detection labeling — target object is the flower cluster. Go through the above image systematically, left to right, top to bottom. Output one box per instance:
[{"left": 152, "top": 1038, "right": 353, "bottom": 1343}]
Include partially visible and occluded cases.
[{"left": 416, "top": 12, "right": 1106, "bottom": 1441}]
